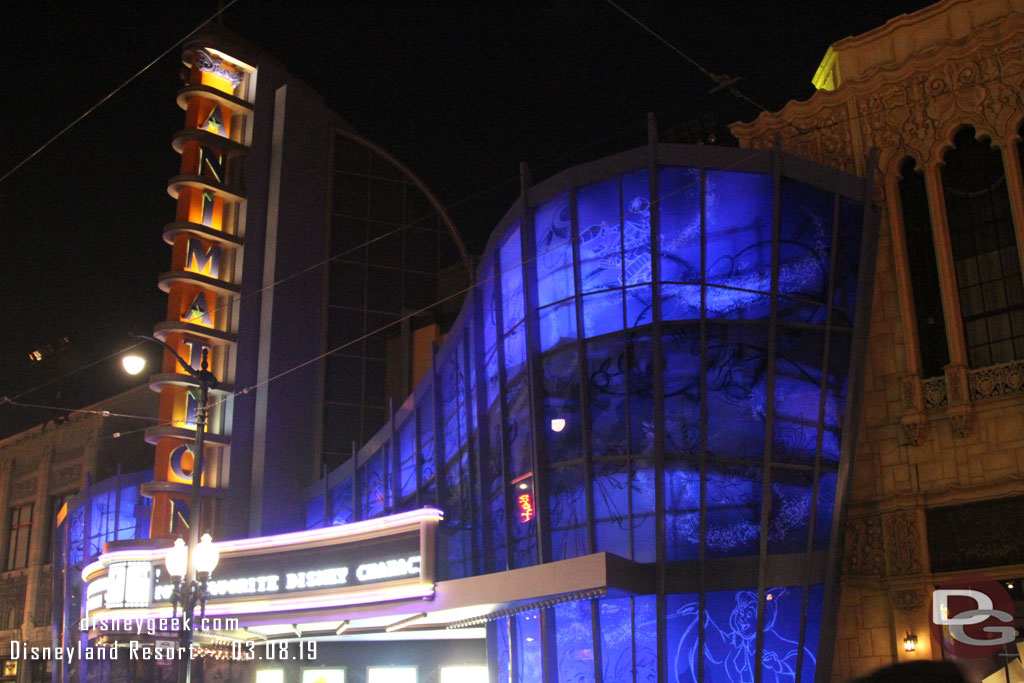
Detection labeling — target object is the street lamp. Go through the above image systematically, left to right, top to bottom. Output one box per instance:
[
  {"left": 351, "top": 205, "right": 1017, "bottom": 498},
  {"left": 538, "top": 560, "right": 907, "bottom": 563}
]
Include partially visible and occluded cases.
[
  {"left": 123, "top": 334, "right": 217, "bottom": 683},
  {"left": 166, "top": 533, "right": 219, "bottom": 619}
]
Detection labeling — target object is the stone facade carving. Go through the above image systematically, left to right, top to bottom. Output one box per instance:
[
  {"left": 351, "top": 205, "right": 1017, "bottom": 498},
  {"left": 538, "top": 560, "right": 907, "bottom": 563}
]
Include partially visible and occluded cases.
[
  {"left": 969, "top": 359, "right": 1024, "bottom": 400},
  {"left": 922, "top": 375, "right": 948, "bottom": 409},
  {"left": 52, "top": 465, "right": 81, "bottom": 489},
  {"left": 10, "top": 478, "right": 35, "bottom": 502},
  {"left": 927, "top": 495, "right": 1024, "bottom": 573},
  {"left": 883, "top": 510, "right": 922, "bottom": 576},
  {"left": 841, "top": 516, "right": 886, "bottom": 576},
  {"left": 34, "top": 566, "right": 51, "bottom": 627},
  {"left": 0, "top": 575, "right": 26, "bottom": 630},
  {"left": 891, "top": 589, "right": 925, "bottom": 611}
]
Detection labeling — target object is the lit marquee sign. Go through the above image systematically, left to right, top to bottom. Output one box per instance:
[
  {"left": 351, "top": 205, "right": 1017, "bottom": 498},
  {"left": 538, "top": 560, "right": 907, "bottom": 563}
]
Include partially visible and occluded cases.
[
  {"left": 84, "top": 509, "right": 441, "bottom": 615},
  {"left": 152, "top": 533, "right": 422, "bottom": 603}
]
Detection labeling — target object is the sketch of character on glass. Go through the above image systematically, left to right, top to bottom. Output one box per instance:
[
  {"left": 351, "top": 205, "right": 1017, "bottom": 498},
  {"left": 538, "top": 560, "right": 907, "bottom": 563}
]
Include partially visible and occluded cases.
[{"left": 670, "top": 588, "right": 815, "bottom": 683}]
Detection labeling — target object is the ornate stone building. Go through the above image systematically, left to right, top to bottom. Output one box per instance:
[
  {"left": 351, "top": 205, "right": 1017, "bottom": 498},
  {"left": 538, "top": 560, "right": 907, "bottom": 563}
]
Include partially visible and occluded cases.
[
  {"left": 732, "top": 0, "right": 1024, "bottom": 679},
  {"left": 0, "top": 386, "right": 156, "bottom": 683}
]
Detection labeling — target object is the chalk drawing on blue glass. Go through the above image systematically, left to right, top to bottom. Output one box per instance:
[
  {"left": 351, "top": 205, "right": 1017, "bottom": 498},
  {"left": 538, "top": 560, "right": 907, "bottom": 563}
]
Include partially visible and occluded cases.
[
  {"left": 579, "top": 196, "right": 653, "bottom": 288},
  {"left": 673, "top": 589, "right": 815, "bottom": 682}
]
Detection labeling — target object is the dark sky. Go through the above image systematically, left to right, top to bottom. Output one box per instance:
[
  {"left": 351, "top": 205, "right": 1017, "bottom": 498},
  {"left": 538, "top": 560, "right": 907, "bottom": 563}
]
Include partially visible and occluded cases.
[{"left": 0, "top": 0, "right": 933, "bottom": 435}]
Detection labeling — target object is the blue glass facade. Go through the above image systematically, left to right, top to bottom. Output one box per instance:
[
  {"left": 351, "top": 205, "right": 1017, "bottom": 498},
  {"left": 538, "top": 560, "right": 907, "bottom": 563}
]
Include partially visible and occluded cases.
[
  {"left": 305, "top": 144, "right": 874, "bottom": 681},
  {"left": 53, "top": 469, "right": 153, "bottom": 683}
]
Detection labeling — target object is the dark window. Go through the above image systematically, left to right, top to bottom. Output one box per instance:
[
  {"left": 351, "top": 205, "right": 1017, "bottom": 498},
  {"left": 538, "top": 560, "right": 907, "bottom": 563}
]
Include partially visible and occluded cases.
[
  {"left": 942, "top": 127, "right": 1024, "bottom": 367},
  {"left": 899, "top": 158, "right": 950, "bottom": 376},
  {"left": 6, "top": 504, "right": 32, "bottom": 571}
]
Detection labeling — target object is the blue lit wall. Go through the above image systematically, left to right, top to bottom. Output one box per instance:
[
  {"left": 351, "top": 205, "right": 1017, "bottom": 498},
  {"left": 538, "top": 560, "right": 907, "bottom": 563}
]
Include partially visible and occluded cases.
[
  {"left": 306, "top": 144, "right": 873, "bottom": 682},
  {"left": 53, "top": 469, "right": 153, "bottom": 683}
]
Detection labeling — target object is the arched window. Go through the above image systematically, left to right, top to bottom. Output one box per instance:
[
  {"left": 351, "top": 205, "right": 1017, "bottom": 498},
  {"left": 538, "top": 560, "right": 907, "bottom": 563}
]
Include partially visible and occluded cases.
[
  {"left": 942, "top": 127, "right": 1024, "bottom": 367},
  {"left": 899, "top": 158, "right": 949, "bottom": 376}
]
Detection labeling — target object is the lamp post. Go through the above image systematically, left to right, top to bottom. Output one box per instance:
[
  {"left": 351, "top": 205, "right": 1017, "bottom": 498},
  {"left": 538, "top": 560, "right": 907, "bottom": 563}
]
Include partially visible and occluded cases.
[{"left": 123, "top": 335, "right": 217, "bottom": 683}]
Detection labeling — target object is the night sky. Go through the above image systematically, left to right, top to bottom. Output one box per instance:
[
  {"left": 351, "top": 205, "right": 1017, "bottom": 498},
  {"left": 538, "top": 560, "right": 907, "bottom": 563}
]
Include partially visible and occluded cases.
[{"left": 0, "top": 1, "right": 933, "bottom": 436}]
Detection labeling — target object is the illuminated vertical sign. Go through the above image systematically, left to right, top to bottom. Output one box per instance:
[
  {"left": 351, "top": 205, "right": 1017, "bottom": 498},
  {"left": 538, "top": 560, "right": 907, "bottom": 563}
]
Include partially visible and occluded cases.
[
  {"left": 149, "top": 40, "right": 253, "bottom": 538},
  {"left": 517, "top": 493, "right": 535, "bottom": 523}
]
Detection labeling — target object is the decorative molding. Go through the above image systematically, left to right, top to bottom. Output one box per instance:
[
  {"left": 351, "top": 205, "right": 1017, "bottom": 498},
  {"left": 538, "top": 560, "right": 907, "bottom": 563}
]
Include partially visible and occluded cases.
[
  {"left": 969, "top": 359, "right": 1024, "bottom": 400},
  {"left": 922, "top": 375, "right": 948, "bottom": 410},
  {"left": 901, "top": 413, "right": 929, "bottom": 446},
  {"left": 52, "top": 465, "right": 80, "bottom": 489},
  {"left": 10, "top": 478, "right": 35, "bottom": 502},
  {"left": 927, "top": 495, "right": 1024, "bottom": 573},
  {"left": 883, "top": 510, "right": 922, "bottom": 576},
  {"left": 842, "top": 516, "right": 886, "bottom": 577},
  {"left": 33, "top": 566, "right": 51, "bottom": 627},
  {"left": 891, "top": 588, "right": 925, "bottom": 611}
]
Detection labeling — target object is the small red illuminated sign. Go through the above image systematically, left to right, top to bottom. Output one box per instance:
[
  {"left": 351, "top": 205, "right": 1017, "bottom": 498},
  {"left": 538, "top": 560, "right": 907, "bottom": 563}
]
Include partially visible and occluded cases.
[{"left": 517, "top": 493, "right": 535, "bottom": 523}]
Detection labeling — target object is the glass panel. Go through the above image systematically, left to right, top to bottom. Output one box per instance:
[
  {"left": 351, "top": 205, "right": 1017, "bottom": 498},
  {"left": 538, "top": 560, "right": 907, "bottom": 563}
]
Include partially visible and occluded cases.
[
  {"left": 658, "top": 166, "right": 701, "bottom": 284},
  {"left": 621, "top": 169, "right": 653, "bottom": 287},
  {"left": 705, "top": 170, "right": 774, "bottom": 293},
  {"left": 578, "top": 176, "right": 623, "bottom": 294},
  {"left": 779, "top": 178, "right": 833, "bottom": 303},
  {"left": 534, "top": 191, "right": 574, "bottom": 307},
  {"left": 500, "top": 224, "right": 525, "bottom": 331},
  {"left": 482, "top": 259, "right": 501, "bottom": 407},
  {"left": 660, "top": 284, "right": 701, "bottom": 321},
  {"left": 625, "top": 285, "right": 653, "bottom": 329},
  {"left": 706, "top": 285, "right": 771, "bottom": 320},
  {"left": 582, "top": 289, "right": 624, "bottom": 339},
  {"left": 538, "top": 300, "right": 577, "bottom": 352},
  {"left": 706, "top": 322, "right": 768, "bottom": 461},
  {"left": 504, "top": 323, "right": 527, "bottom": 380},
  {"left": 663, "top": 324, "right": 701, "bottom": 458},
  {"left": 773, "top": 326, "right": 825, "bottom": 465},
  {"left": 823, "top": 330, "right": 852, "bottom": 463},
  {"left": 588, "top": 336, "right": 628, "bottom": 457},
  {"left": 627, "top": 336, "right": 655, "bottom": 456},
  {"left": 543, "top": 348, "right": 582, "bottom": 464},
  {"left": 506, "top": 372, "right": 533, "bottom": 479},
  {"left": 418, "top": 399, "right": 436, "bottom": 486},
  {"left": 399, "top": 418, "right": 416, "bottom": 500},
  {"left": 593, "top": 460, "right": 630, "bottom": 556},
  {"left": 665, "top": 461, "right": 700, "bottom": 561},
  {"left": 631, "top": 462, "right": 656, "bottom": 562},
  {"left": 705, "top": 463, "right": 761, "bottom": 558},
  {"left": 549, "top": 465, "right": 587, "bottom": 561},
  {"left": 768, "top": 468, "right": 813, "bottom": 554},
  {"left": 814, "top": 471, "right": 837, "bottom": 550},
  {"left": 330, "top": 479, "right": 353, "bottom": 526},
  {"left": 305, "top": 496, "right": 324, "bottom": 529},
  {"left": 803, "top": 584, "right": 826, "bottom": 682},
  {"left": 761, "top": 586, "right": 815, "bottom": 682},
  {"left": 666, "top": 592, "right": 701, "bottom": 681},
  {"left": 635, "top": 595, "right": 658, "bottom": 682},
  {"left": 598, "top": 598, "right": 634, "bottom": 681},
  {"left": 554, "top": 599, "right": 596, "bottom": 682},
  {"left": 515, "top": 610, "right": 542, "bottom": 682},
  {"left": 492, "top": 619, "right": 511, "bottom": 683},
  {"left": 256, "top": 672, "right": 285, "bottom": 683}
]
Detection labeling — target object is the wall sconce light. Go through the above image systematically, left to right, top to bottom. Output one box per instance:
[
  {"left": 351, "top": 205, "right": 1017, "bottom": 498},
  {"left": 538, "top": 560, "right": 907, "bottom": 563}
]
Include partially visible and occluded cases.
[{"left": 903, "top": 631, "right": 917, "bottom": 652}]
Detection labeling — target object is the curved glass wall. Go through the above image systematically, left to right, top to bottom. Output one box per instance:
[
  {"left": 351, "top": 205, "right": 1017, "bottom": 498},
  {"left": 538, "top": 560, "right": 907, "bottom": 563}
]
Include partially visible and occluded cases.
[
  {"left": 305, "top": 144, "right": 874, "bottom": 682},
  {"left": 53, "top": 470, "right": 152, "bottom": 683}
]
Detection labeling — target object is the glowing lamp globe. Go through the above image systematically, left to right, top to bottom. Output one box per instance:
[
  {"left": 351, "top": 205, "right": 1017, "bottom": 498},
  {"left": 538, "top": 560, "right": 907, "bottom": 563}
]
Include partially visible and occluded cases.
[
  {"left": 122, "top": 354, "right": 146, "bottom": 375},
  {"left": 193, "top": 533, "right": 220, "bottom": 575},
  {"left": 165, "top": 538, "right": 188, "bottom": 579}
]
